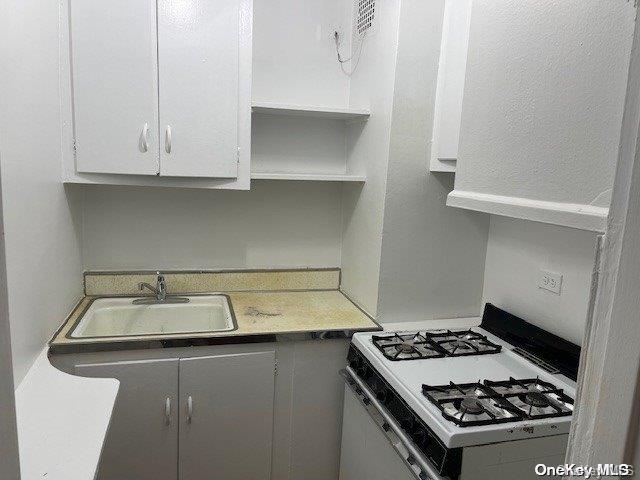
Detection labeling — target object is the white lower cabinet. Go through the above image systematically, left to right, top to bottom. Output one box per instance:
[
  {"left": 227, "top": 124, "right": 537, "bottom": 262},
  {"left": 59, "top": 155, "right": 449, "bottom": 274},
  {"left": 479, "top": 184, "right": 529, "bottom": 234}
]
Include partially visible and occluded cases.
[
  {"left": 58, "top": 340, "right": 351, "bottom": 480},
  {"left": 76, "top": 352, "right": 275, "bottom": 480},
  {"left": 178, "top": 353, "right": 275, "bottom": 480},
  {"left": 76, "top": 358, "right": 180, "bottom": 480}
]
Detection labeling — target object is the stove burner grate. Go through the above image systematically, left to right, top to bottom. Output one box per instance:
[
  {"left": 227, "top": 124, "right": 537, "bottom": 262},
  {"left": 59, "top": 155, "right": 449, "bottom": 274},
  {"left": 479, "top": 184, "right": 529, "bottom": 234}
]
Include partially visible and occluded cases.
[
  {"left": 372, "top": 329, "right": 501, "bottom": 361},
  {"left": 427, "top": 330, "right": 502, "bottom": 357},
  {"left": 371, "top": 332, "right": 447, "bottom": 361},
  {"left": 422, "top": 377, "right": 574, "bottom": 427},
  {"left": 484, "top": 377, "right": 574, "bottom": 420},
  {"left": 422, "top": 382, "right": 521, "bottom": 427}
]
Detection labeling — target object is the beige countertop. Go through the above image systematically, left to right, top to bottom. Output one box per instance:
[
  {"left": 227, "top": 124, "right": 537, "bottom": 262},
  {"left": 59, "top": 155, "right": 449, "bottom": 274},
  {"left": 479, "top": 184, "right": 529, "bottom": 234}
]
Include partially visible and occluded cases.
[{"left": 50, "top": 290, "right": 380, "bottom": 349}]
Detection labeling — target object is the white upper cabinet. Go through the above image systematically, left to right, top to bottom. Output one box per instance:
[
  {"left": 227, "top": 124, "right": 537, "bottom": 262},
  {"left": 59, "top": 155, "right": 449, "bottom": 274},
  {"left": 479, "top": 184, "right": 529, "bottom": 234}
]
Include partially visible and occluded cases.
[
  {"left": 63, "top": 0, "right": 252, "bottom": 189},
  {"left": 70, "top": 0, "right": 160, "bottom": 175},
  {"left": 158, "top": 0, "right": 239, "bottom": 178},
  {"left": 430, "top": 0, "right": 473, "bottom": 173},
  {"left": 447, "top": 0, "right": 636, "bottom": 231}
]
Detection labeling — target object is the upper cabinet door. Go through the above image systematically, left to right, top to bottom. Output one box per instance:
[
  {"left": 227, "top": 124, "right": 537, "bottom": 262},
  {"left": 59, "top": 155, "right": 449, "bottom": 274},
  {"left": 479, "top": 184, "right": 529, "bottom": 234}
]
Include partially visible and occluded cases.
[
  {"left": 70, "top": 0, "right": 160, "bottom": 175},
  {"left": 157, "top": 0, "right": 240, "bottom": 178}
]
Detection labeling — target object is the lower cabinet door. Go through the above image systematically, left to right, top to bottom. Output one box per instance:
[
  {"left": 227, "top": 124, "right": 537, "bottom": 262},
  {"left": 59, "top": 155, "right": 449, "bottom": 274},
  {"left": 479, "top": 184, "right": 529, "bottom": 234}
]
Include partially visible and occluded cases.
[
  {"left": 178, "top": 352, "right": 276, "bottom": 480},
  {"left": 76, "top": 358, "right": 180, "bottom": 480}
]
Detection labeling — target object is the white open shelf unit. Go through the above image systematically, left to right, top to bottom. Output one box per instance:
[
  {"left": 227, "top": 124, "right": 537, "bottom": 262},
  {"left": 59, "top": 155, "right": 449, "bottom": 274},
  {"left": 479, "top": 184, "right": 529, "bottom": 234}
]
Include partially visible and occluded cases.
[{"left": 251, "top": 101, "right": 370, "bottom": 183}]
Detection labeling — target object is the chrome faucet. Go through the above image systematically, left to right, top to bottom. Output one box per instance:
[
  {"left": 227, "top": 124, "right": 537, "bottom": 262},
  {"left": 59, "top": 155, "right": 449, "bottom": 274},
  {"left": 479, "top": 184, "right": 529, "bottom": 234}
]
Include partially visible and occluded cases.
[
  {"left": 133, "top": 272, "right": 189, "bottom": 304},
  {"left": 139, "top": 272, "right": 167, "bottom": 301}
]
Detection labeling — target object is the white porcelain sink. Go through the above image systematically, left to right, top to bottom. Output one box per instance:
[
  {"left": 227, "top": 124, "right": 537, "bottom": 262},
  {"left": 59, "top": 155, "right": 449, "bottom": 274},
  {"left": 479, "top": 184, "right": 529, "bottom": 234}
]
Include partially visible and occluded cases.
[{"left": 70, "top": 295, "right": 236, "bottom": 338}]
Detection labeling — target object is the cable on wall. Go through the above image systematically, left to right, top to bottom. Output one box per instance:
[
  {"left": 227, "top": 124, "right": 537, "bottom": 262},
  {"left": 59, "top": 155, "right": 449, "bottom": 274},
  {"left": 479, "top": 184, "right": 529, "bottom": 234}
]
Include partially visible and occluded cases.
[{"left": 334, "top": 30, "right": 366, "bottom": 76}]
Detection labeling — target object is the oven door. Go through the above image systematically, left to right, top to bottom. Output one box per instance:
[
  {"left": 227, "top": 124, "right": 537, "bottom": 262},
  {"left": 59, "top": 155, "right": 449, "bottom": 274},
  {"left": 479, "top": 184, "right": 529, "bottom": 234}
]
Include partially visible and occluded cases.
[{"left": 339, "top": 368, "right": 450, "bottom": 480}]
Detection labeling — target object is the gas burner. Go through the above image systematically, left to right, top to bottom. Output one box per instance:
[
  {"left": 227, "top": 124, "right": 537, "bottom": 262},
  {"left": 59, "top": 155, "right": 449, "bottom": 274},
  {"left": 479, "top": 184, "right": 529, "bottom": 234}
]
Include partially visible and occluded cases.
[
  {"left": 372, "top": 329, "right": 502, "bottom": 361},
  {"left": 425, "top": 330, "right": 502, "bottom": 357},
  {"left": 372, "top": 332, "right": 446, "bottom": 361},
  {"left": 450, "top": 340, "right": 474, "bottom": 350},
  {"left": 396, "top": 342, "right": 417, "bottom": 354},
  {"left": 423, "top": 377, "right": 574, "bottom": 427},
  {"left": 484, "top": 378, "right": 574, "bottom": 419},
  {"left": 422, "top": 382, "right": 521, "bottom": 427},
  {"left": 523, "top": 391, "right": 550, "bottom": 408},
  {"left": 459, "top": 397, "right": 485, "bottom": 415}
]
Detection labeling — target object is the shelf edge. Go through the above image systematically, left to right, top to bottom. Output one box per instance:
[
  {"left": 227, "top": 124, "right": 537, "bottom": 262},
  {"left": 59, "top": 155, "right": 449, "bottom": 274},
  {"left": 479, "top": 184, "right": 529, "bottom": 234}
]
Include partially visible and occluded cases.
[
  {"left": 251, "top": 102, "right": 370, "bottom": 119},
  {"left": 251, "top": 172, "right": 366, "bottom": 182},
  {"left": 446, "top": 189, "right": 608, "bottom": 232}
]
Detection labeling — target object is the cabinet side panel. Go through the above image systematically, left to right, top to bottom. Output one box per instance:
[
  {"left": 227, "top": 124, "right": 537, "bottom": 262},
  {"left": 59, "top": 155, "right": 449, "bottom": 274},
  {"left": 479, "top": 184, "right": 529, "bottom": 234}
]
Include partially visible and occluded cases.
[{"left": 290, "top": 339, "right": 349, "bottom": 480}]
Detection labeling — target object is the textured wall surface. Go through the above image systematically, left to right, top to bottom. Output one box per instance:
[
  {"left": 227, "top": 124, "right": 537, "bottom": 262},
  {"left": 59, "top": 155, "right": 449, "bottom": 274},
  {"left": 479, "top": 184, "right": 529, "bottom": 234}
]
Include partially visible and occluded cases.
[
  {"left": 376, "top": 0, "right": 489, "bottom": 323},
  {"left": 456, "top": 0, "right": 635, "bottom": 207},
  {"left": 483, "top": 216, "right": 598, "bottom": 345}
]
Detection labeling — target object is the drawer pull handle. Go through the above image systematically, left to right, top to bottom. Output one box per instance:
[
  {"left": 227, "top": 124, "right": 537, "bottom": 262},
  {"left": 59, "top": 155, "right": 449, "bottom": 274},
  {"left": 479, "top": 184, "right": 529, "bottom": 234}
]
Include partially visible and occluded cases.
[
  {"left": 140, "top": 122, "right": 149, "bottom": 153},
  {"left": 165, "top": 125, "right": 172, "bottom": 154},
  {"left": 186, "top": 395, "right": 193, "bottom": 423},
  {"left": 165, "top": 397, "right": 171, "bottom": 426}
]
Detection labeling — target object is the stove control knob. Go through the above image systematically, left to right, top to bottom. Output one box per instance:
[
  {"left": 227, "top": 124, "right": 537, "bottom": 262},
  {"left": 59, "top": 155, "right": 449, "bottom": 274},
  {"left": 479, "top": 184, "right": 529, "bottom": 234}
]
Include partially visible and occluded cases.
[
  {"left": 349, "top": 355, "right": 362, "bottom": 370},
  {"left": 375, "top": 387, "right": 388, "bottom": 403},
  {"left": 400, "top": 416, "right": 415, "bottom": 431},
  {"left": 413, "top": 429, "right": 430, "bottom": 448}
]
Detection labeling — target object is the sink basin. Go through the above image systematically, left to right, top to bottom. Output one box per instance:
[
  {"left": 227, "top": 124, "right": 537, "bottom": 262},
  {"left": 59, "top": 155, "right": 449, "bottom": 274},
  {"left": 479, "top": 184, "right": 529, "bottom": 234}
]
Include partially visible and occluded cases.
[{"left": 69, "top": 295, "right": 236, "bottom": 338}]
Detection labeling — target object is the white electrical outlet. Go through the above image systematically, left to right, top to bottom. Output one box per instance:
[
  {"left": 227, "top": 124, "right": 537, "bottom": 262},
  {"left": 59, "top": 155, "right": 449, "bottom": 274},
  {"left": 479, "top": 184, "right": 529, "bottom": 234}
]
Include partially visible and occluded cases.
[{"left": 538, "top": 270, "right": 563, "bottom": 295}]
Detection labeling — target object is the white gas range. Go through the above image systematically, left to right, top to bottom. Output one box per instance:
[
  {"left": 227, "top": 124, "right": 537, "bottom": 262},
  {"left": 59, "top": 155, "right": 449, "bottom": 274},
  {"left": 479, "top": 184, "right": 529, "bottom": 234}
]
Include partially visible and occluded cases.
[{"left": 338, "top": 304, "right": 581, "bottom": 480}]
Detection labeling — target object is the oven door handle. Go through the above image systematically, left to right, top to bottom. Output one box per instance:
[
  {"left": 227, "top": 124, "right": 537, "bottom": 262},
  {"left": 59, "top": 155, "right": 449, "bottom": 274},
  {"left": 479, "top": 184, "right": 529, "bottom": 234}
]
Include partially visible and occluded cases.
[{"left": 340, "top": 367, "right": 450, "bottom": 480}]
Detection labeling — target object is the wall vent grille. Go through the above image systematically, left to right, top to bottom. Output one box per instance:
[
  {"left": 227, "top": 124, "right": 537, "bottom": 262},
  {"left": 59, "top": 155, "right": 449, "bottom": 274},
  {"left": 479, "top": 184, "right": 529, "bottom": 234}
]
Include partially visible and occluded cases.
[{"left": 356, "top": 0, "right": 376, "bottom": 35}]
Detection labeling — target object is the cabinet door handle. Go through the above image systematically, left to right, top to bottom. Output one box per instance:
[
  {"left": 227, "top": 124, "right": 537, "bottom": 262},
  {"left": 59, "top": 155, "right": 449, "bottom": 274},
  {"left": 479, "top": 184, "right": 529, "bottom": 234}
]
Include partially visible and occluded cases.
[
  {"left": 140, "top": 122, "right": 149, "bottom": 153},
  {"left": 165, "top": 125, "right": 172, "bottom": 154},
  {"left": 186, "top": 395, "right": 193, "bottom": 423},
  {"left": 165, "top": 397, "right": 171, "bottom": 426}
]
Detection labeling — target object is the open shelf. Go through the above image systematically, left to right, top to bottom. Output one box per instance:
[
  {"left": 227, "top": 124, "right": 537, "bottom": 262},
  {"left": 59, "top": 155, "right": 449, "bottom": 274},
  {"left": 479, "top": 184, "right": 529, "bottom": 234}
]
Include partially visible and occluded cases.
[
  {"left": 252, "top": 102, "right": 370, "bottom": 120},
  {"left": 251, "top": 172, "right": 366, "bottom": 182},
  {"left": 447, "top": 189, "right": 609, "bottom": 232}
]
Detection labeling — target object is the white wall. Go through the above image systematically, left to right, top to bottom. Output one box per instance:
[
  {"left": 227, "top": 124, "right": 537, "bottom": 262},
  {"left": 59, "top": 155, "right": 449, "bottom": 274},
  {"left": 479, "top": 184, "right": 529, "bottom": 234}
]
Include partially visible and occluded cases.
[
  {"left": 0, "top": 0, "right": 84, "bottom": 385},
  {"left": 252, "top": 0, "right": 351, "bottom": 107},
  {"left": 339, "top": 0, "right": 402, "bottom": 315},
  {"left": 376, "top": 0, "right": 489, "bottom": 323},
  {"left": 455, "top": 0, "right": 635, "bottom": 207},
  {"left": 252, "top": 114, "right": 348, "bottom": 175},
  {"left": 82, "top": 182, "right": 342, "bottom": 270},
  {"left": 482, "top": 216, "right": 598, "bottom": 345}
]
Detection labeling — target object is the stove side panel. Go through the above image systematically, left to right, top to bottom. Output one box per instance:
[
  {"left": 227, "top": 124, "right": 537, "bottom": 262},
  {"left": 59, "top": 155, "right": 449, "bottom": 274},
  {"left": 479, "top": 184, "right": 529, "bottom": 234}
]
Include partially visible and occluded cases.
[{"left": 459, "top": 434, "right": 568, "bottom": 480}]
